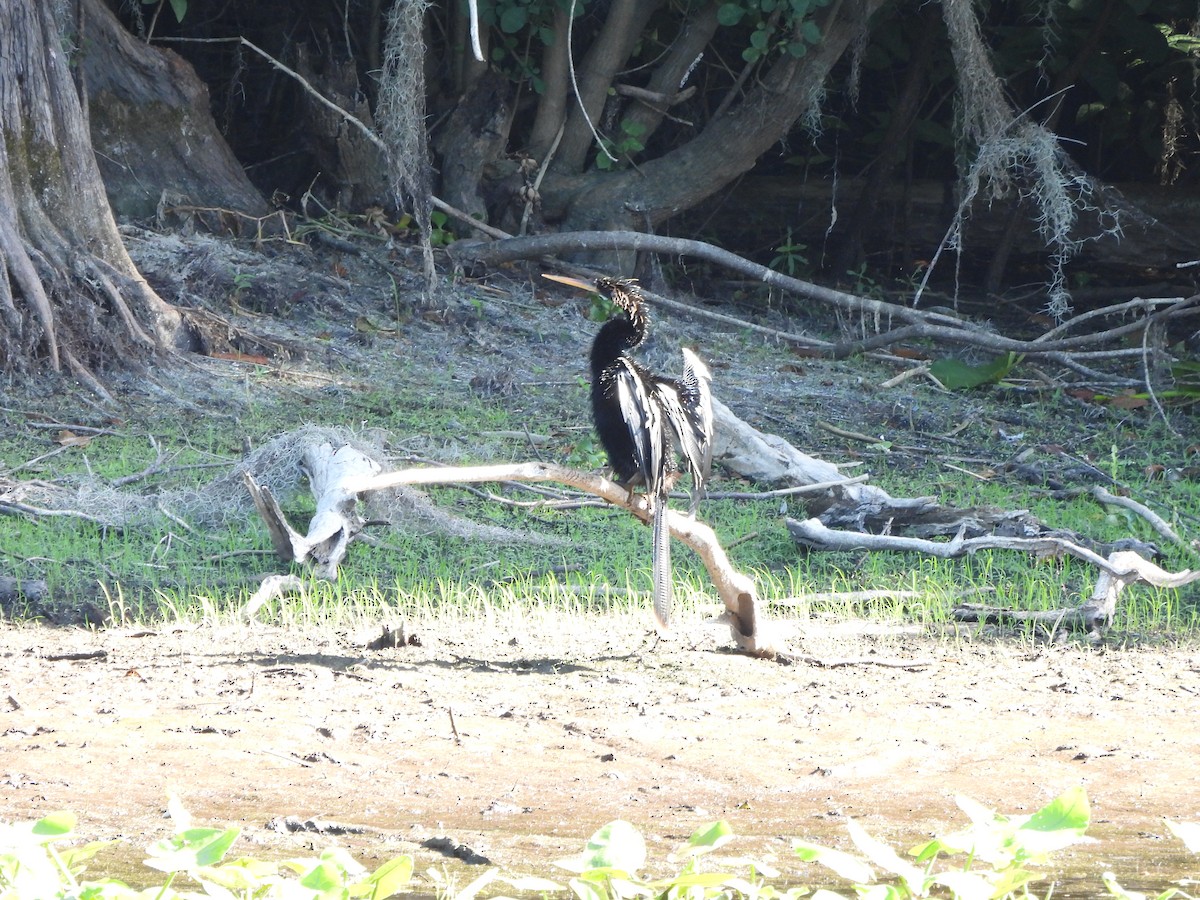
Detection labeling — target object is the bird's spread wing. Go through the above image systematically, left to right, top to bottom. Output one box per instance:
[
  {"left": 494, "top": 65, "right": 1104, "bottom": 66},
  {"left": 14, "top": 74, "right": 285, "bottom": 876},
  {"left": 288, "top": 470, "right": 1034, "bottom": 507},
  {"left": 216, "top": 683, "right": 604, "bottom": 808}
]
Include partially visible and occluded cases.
[
  {"left": 658, "top": 348, "right": 714, "bottom": 512},
  {"left": 613, "top": 358, "right": 665, "bottom": 490}
]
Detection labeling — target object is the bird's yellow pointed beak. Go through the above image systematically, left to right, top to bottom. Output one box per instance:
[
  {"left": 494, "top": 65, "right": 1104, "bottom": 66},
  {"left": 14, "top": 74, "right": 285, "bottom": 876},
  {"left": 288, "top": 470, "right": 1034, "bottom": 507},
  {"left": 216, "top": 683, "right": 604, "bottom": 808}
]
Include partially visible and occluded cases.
[{"left": 541, "top": 273, "right": 599, "bottom": 293}]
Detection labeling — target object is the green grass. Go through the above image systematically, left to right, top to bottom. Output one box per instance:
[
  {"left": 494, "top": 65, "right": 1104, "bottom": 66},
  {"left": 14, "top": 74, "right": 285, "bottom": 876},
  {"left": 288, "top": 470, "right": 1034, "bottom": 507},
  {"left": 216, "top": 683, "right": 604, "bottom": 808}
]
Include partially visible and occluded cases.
[{"left": 1, "top": 331, "right": 1197, "bottom": 640}]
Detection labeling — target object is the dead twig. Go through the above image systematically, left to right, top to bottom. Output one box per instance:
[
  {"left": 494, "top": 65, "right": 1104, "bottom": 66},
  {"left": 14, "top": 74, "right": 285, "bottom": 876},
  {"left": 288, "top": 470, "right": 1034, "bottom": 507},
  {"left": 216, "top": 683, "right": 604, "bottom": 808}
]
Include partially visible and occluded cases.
[
  {"left": 450, "top": 230, "right": 1200, "bottom": 363},
  {"left": 1091, "top": 486, "right": 1188, "bottom": 550},
  {"left": 786, "top": 516, "right": 1119, "bottom": 571},
  {"left": 777, "top": 652, "right": 933, "bottom": 670}
]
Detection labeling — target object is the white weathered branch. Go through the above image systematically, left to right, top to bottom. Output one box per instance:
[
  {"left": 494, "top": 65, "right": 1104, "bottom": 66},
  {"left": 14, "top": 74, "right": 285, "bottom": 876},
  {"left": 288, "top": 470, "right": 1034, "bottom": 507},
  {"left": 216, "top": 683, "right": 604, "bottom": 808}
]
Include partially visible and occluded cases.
[
  {"left": 243, "top": 442, "right": 381, "bottom": 579},
  {"left": 344, "top": 461, "right": 779, "bottom": 656},
  {"left": 1091, "top": 485, "right": 1188, "bottom": 549},
  {"left": 785, "top": 516, "right": 1119, "bottom": 571},
  {"left": 789, "top": 517, "right": 1200, "bottom": 636}
]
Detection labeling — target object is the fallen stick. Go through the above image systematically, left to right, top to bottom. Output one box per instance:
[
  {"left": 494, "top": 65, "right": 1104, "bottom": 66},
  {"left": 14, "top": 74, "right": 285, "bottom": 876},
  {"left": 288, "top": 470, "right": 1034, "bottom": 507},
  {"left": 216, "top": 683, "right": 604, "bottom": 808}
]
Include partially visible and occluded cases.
[
  {"left": 343, "top": 461, "right": 779, "bottom": 657},
  {"left": 1091, "top": 485, "right": 1188, "bottom": 549},
  {"left": 786, "top": 517, "right": 1200, "bottom": 636},
  {"left": 955, "top": 550, "right": 1200, "bottom": 637}
]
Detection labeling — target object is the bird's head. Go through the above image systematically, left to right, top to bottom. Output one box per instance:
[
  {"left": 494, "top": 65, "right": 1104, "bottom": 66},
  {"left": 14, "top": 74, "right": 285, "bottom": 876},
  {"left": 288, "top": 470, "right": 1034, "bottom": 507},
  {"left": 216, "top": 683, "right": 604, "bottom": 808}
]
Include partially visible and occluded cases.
[{"left": 542, "top": 273, "right": 646, "bottom": 329}]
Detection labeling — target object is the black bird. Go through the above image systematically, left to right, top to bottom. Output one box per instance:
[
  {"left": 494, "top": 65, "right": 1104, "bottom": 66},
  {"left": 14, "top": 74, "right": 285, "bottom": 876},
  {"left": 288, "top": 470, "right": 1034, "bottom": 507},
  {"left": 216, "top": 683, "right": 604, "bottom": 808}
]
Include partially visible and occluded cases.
[{"left": 543, "top": 273, "right": 714, "bottom": 631}]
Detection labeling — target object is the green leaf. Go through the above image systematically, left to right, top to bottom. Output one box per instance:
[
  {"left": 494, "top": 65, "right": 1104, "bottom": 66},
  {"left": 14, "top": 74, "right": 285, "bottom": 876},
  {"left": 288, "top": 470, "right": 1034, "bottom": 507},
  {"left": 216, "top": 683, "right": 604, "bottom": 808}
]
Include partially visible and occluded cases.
[
  {"left": 167, "top": 0, "right": 186, "bottom": 23},
  {"left": 718, "top": 3, "right": 746, "bottom": 26},
  {"left": 499, "top": 6, "right": 528, "bottom": 33},
  {"left": 800, "top": 19, "right": 821, "bottom": 42},
  {"left": 620, "top": 119, "right": 646, "bottom": 138},
  {"left": 929, "top": 353, "right": 1017, "bottom": 390},
  {"left": 1023, "top": 785, "right": 1090, "bottom": 834},
  {"left": 1013, "top": 786, "right": 1093, "bottom": 857},
  {"left": 164, "top": 793, "right": 192, "bottom": 833},
  {"left": 32, "top": 812, "right": 76, "bottom": 838},
  {"left": 846, "top": 819, "right": 925, "bottom": 893},
  {"left": 685, "top": 820, "right": 734, "bottom": 855},
  {"left": 1165, "top": 820, "right": 1200, "bottom": 853},
  {"left": 555, "top": 821, "right": 646, "bottom": 875},
  {"left": 585, "top": 821, "right": 645, "bottom": 873},
  {"left": 144, "top": 826, "right": 240, "bottom": 873},
  {"left": 793, "top": 839, "right": 874, "bottom": 883},
  {"left": 59, "top": 840, "right": 117, "bottom": 871},
  {"left": 364, "top": 854, "right": 414, "bottom": 899},
  {"left": 300, "top": 859, "right": 345, "bottom": 894},
  {"left": 453, "top": 868, "right": 498, "bottom": 900},
  {"left": 1102, "top": 870, "right": 1146, "bottom": 900},
  {"left": 668, "top": 871, "right": 742, "bottom": 888},
  {"left": 501, "top": 875, "right": 565, "bottom": 893},
  {"left": 567, "top": 876, "right": 608, "bottom": 900}
]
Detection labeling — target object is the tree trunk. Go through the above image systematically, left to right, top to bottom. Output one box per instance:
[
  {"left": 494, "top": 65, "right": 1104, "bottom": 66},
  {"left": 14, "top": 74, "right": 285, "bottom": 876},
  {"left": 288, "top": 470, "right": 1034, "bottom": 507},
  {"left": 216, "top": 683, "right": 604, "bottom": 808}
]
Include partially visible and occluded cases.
[
  {"left": 0, "top": 0, "right": 197, "bottom": 381},
  {"left": 81, "top": 0, "right": 268, "bottom": 222},
  {"left": 548, "top": 0, "right": 890, "bottom": 267},
  {"left": 552, "top": 0, "right": 665, "bottom": 174}
]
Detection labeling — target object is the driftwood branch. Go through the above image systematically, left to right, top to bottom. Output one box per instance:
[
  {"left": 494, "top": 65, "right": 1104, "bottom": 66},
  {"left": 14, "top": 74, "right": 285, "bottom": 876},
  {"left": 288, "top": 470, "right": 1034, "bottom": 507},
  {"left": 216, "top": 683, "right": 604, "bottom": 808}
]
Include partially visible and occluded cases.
[
  {"left": 451, "top": 230, "right": 1200, "bottom": 365},
  {"left": 243, "top": 441, "right": 381, "bottom": 579},
  {"left": 342, "top": 461, "right": 779, "bottom": 657},
  {"left": 1092, "top": 485, "right": 1189, "bottom": 549},
  {"left": 786, "top": 516, "right": 1120, "bottom": 570},
  {"left": 788, "top": 517, "right": 1199, "bottom": 637},
  {"left": 955, "top": 551, "right": 1200, "bottom": 637}
]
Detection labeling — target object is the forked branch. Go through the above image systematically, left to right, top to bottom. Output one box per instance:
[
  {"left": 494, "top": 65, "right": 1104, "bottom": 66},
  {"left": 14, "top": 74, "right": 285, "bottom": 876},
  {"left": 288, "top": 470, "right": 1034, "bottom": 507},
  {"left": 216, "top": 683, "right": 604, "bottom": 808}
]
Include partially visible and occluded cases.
[{"left": 344, "top": 461, "right": 778, "bottom": 656}]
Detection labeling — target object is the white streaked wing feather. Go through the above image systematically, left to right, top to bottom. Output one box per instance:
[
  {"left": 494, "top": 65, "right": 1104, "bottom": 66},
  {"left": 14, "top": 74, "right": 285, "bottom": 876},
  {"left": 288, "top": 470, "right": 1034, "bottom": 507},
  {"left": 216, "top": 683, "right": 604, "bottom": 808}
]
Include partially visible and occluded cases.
[{"left": 614, "top": 358, "right": 663, "bottom": 487}]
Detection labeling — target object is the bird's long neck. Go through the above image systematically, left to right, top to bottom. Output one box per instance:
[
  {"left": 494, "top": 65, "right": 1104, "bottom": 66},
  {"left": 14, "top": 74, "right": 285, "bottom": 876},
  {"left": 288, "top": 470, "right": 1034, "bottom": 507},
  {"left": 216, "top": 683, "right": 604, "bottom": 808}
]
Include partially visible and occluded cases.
[{"left": 590, "top": 313, "right": 645, "bottom": 378}]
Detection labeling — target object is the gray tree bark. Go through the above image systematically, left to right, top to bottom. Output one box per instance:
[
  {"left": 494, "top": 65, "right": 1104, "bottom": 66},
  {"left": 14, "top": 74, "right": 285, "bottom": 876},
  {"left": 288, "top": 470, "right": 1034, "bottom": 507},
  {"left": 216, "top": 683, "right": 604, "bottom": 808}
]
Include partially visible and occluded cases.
[{"left": 0, "top": 0, "right": 198, "bottom": 382}]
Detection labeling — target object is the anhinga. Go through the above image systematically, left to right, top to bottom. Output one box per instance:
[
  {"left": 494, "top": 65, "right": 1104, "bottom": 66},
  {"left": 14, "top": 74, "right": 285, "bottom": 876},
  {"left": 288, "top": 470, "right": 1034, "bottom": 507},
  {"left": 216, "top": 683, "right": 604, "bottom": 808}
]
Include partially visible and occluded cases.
[{"left": 543, "top": 273, "right": 714, "bottom": 631}]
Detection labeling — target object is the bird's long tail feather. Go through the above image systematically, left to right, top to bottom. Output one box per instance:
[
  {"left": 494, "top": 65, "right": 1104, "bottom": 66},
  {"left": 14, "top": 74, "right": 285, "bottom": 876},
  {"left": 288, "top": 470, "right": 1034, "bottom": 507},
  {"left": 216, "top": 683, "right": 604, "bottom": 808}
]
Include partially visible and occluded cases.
[{"left": 651, "top": 494, "right": 672, "bottom": 633}]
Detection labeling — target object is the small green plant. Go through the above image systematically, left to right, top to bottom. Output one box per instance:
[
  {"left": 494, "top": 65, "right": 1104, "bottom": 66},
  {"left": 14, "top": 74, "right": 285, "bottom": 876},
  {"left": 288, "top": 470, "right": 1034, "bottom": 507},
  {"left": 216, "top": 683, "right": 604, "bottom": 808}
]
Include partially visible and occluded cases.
[
  {"left": 143, "top": 0, "right": 187, "bottom": 24},
  {"left": 717, "top": 0, "right": 828, "bottom": 62},
  {"left": 595, "top": 119, "right": 647, "bottom": 170},
  {"left": 429, "top": 209, "right": 454, "bottom": 246},
  {"left": 769, "top": 227, "right": 809, "bottom": 276},
  {"left": 844, "top": 261, "right": 887, "bottom": 300},
  {"left": 586, "top": 291, "right": 619, "bottom": 323},
  {"left": 929, "top": 352, "right": 1022, "bottom": 390},
  {"left": 794, "top": 787, "right": 1095, "bottom": 900},
  {"left": 4, "top": 790, "right": 1200, "bottom": 899},
  {"left": 0, "top": 796, "right": 414, "bottom": 900}
]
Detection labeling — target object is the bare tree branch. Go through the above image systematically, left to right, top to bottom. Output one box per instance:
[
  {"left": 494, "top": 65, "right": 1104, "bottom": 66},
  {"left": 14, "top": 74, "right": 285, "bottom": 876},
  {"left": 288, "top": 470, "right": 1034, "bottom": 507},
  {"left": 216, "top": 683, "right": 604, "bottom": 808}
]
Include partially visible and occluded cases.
[
  {"left": 450, "top": 230, "right": 1200, "bottom": 364},
  {"left": 343, "top": 461, "right": 779, "bottom": 657}
]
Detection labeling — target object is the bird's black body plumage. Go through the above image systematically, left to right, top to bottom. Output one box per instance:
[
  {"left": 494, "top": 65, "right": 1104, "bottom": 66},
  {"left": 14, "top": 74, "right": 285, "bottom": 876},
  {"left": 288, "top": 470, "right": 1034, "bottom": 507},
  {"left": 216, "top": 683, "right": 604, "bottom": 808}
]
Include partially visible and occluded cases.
[{"left": 543, "top": 273, "right": 714, "bottom": 631}]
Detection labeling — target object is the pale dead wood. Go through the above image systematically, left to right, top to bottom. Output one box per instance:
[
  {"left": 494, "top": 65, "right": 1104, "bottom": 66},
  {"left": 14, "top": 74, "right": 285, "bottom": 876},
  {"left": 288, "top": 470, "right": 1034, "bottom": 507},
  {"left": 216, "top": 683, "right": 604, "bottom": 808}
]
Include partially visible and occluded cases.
[
  {"left": 451, "top": 230, "right": 1200, "bottom": 365},
  {"left": 711, "top": 398, "right": 887, "bottom": 503},
  {"left": 242, "top": 441, "right": 381, "bottom": 579},
  {"left": 342, "top": 460, "right": 779, "bottom": 657},
  {"left": 1091, "top": 485, "right": 1188, "bottom": 549},
  {"left": 787, "top": 516, "right": 1118, "bottom": 571},
  {"left": 789, "top": 517, "right": 1199, "bottom": 637},
  {"left": 955, "top": 551, "right": 1200, "bottom": 637},
  {"left": 241, "top": 574, "right": 306, "bottom": 622},
  {"left": 0, "top": 577, "right": 49, "bottom": 605},
  {"left": 770, "top": 590, "right": 922, "bottom": 605},
  {"left": 777, "top": 652, "right": 933, "bottom": 670}
]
